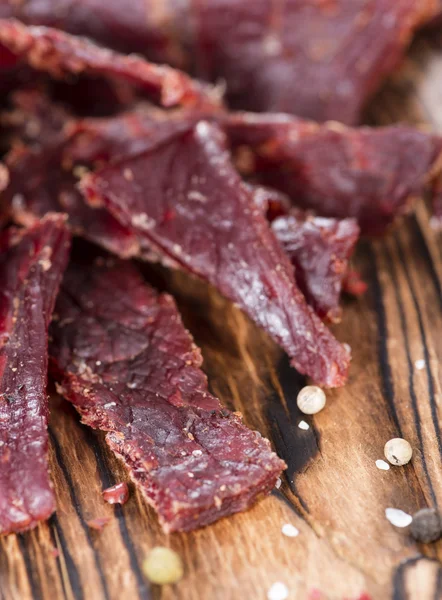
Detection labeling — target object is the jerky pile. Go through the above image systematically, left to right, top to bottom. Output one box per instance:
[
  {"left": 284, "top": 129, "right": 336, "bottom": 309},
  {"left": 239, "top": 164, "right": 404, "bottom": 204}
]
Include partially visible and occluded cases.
[{"left": 0, "top": 9, "right": 440, "bottom": 536}]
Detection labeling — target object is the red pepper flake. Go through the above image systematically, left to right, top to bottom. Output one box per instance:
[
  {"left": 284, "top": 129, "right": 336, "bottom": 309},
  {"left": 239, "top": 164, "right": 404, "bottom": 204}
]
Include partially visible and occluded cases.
[
  {"left": 102, "top": 482, "right": 129, "bottom": 505},
  {"left": 86, "top": 517, "right": 111, "bottom": 531},
  {"left": 50, "top": 547, "right": 60, "bottom": 558}
]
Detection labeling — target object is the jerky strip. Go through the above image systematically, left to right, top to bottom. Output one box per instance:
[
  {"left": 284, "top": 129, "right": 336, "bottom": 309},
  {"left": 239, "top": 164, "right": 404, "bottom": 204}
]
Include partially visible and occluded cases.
[
  {"left": 191, "top": 0, "right": 435, "bottom": 123},
  {"left": 0, "top": 1, "right": 435, "bottom": 124},
  {"left": 0, "top": 19, "right": 221, "bottom": 110},
  {"left": 3, "top": 92, "right": 190, "bottom": 258},
  {"left": 226, "top": 113, "right": 442, "bottom": 234},
  {"left": 80, "top": 121, "right": 350, "bottom": 387},
  {"left": 271, "top": 212, "right": 360, "bottom": 323},
  {"left": 0, "top": 214, "right": 70, "bottom": 535},
  {"left": 50, "top": 255, "right": 285, "bottom": 533}
]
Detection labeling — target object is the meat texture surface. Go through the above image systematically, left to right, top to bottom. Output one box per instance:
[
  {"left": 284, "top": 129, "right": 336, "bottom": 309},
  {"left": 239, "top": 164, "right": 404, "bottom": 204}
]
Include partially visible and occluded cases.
[
  {"left": 0, "top": 1, "right": 436, "bottom": 123},
  {"left": 0, "top": 18, "right": 221, "bottom": 110},
  {"left": 3, "top": 91, "right": 195, "bottom": 257},
  {"left": 226, "top": 113, "right": 442, "bottom": 234},
  {"left": 80, "top": 121, "right": 351, "bottom": 387},
  {"left": 272, "top": 212, "right": 360, "bottom": 322},
  {"left": 0, "top": 214, "right": 70, "bottom": 534},
  {"left": 50, "top": 255, "right": 285, "bottom": 532}
]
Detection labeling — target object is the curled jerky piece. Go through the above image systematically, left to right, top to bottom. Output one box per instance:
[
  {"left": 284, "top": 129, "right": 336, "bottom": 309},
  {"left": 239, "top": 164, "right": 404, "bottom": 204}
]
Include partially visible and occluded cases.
[
  {"left": 0, "top": 0, "right": 192, "bottom": 68},
  {"left": 0, "top": 1, "right": 435, "bottom": 123},
  {"left": 0, "top": 19, "right": 221, "bottom": 110},
  {"left": 3, "top": 92, "right": 188, "bottom": 257},
  {"left": 226, "top": 113, "right": 442, "bottom": 234},
  {"left": 80, "top": 121, "right": 350, "bottom": 386},
  {"left": 272, "top": 212, "right": 360, "bottom": 323},
  {"left": 0, "top": 214, "right": 70, "bottom": 535},
  {"left": 50, "top": 256, "right": 285, "bottom": 532}
]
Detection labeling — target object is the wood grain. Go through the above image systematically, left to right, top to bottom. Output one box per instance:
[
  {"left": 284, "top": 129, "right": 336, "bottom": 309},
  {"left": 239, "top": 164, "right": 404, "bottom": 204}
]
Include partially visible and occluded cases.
[{"left": 3, "top": 30, "right": 442, "bottom": 600}]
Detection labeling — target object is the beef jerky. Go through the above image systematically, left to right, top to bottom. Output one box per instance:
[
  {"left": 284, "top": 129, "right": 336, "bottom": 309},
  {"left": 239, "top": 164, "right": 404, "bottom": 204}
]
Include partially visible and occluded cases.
[
  {"left": 0, "top": 0, "right": 192, "bottom": 69},
  {"left": 192, "top": 0, "right": 435, "bottom": 123},
  {"left": 0, "top": 1, "right": 435, "bottom": 124},
  {"left": 0, "top": 19, "right": 221, "bottom": 110},
  {"left": 3, "top": 92, "right": 192, "bottom": 257},
  {"left": 226, "top": 113, "right": 442, "bottom": 234},
  {"left": 80, "top": 121, "right": 350, "bottom": 387},
  {"left": 5, "top": 128, "right": 140, "bottom": 258},
  {"left": 271, "top": 212, "right": 360, "bottom": 323},
  {"left": 0, "top": 214, "right": 70, "bottom": 535},
  {"left": 50, "top": 256, "right": 285, "bottom": 532}
]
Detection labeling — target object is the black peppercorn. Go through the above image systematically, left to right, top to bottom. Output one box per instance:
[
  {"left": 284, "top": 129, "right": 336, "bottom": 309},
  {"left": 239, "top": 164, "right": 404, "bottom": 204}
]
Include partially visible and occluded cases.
[{"left": 410, "top": 508, "right": 442, "bottom": 544}]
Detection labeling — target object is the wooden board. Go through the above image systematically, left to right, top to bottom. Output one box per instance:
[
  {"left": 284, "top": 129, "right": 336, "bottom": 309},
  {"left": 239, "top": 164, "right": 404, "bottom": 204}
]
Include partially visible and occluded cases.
[{"left": 3, "top": 30, "right": 442, "bottom": 600}]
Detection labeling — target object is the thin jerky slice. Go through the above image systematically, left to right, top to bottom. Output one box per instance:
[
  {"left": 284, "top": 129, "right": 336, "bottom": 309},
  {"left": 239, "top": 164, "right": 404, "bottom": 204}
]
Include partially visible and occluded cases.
[
  {"left": 0, "top": 0, "right": 192, "bottom": 69},
  {"left": 192, "top": 0, "right": 435, "bottom": 123},
  {"left": 1, "top": 1, "right": 435, "bottom": 124},
  {"left": 0, "top": 19, "right": 221, "bottom": 110},
  {"left": 3, "top": 93, "right": 191, "bottom": 257},
  {"left": 226, "top": 113, "right": 442, "bottom": 234},
  {"left": 80, "top": 121, "right": 350, "bottom": 387},
  {"left": 5, "top": 129, "right": 140, "bottom": 258},
  {"left": 272, "top": 212, "right": 360, "bottom": 323},
  {"left": 0, "top": 214, "right": 70, "bottom": 535},
  {"left": 50, "top": 256, "right": 285, "bottom": 532}
]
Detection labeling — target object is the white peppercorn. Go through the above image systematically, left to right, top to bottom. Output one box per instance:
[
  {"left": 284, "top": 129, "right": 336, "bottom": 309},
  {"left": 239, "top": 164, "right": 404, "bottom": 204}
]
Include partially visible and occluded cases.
[
  {"left": 296, "top": 386, "right": 326, "bottom": 415},
  {"left": 384, "top": 438, "right": 413, "bottom": 466}
]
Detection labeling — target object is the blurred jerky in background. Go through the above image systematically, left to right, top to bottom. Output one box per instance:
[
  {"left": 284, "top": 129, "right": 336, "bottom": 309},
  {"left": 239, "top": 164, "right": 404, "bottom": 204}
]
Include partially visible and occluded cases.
[{"left": 0, "top": 0, "right": 437, "bottom": 123}]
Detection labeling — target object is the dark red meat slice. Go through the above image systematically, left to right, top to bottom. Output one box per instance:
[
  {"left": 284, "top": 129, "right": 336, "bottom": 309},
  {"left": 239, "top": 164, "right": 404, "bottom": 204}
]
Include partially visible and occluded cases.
[
  {"left": 0, "top": 0, "right": 192, "bottom": 69},
  {"left": 192, "top": 0, "right": 435, "bottom": 123},
  {"left": 0, "top": 1, "right": 435, "bottom": 123},
  {"left": 0, "top": 19, "right": 221, "bottom": 110},
  {"left": 3, "top": 92, "right": 191, "bottom": 257},
  {"left": 225, "top": 113, "right": 442, "bottom": 234},
  {"left": 79, "top": 121, "right": 350, "bottom": 387},
  {"left": 5, "top": 128, "right": 140, "bottom": 258},
  {"left": 271, "top": 212, "right": 360, "bottom": 323},
  {"left": 0, "top": 214, "right": 70, "bottom": 535},
  {"left": 49, "top": 256, "right": 285, "bottom": 532}
]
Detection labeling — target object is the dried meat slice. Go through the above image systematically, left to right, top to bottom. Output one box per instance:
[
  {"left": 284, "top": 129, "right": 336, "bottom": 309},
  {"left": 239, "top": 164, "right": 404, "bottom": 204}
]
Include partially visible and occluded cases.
[
  {"left": 0, "top": 0, "right": 192, "bottom": 69},
  {"left": 192, "top": 0, "right": 435, "bottom": 123},
  {"left": 0, "top": 1, "right": 435, "bottom": 124},
  {"left": 0, "top": 19, "right": 221, "bottom": 110},
  {"left": 3, "top": 92, "right": 191, "bottom": 257},
  {"left": 226, "top": 113, "right": 442, "bottom": 234},
  {"left": 80, "top": 121, "right": 351, "bottom": 387},
  {"left": 5, "top": 122, "right": 140, "bottom": 258},
  {"left": 271, "top": 212, "right": 360, "bottom": 323},
  {"left": 0, "top": 214, "right": 71, "bottom": 535},
  {"left": 49, "top": 255, "right": 285, "bottom": 532}
]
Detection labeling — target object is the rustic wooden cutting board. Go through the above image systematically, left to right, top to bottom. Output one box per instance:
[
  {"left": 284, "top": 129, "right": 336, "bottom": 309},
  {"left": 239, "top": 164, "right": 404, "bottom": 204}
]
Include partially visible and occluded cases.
[{"left": 3, "top": 31, "right": 442, "bottom": 600}]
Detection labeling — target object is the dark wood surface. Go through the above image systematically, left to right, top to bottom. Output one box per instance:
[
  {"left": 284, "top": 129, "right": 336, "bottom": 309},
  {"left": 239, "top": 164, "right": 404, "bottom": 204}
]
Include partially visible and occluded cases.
[{"left": 2, "top": 31, "right": 442, "bottom": 600}]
